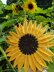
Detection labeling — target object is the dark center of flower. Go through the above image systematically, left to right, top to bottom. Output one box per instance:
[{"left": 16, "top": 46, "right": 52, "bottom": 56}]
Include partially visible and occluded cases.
[
  {"left": 28, "top": 3, "right": 33, "bottom": 10},
  {"left": 18, "top": 34, "right": 38, "bottom": 55}
]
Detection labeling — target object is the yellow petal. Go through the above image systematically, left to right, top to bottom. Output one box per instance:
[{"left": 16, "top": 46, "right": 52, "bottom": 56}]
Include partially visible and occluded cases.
[
  {"left": 23, "top": 19, "right": 28, "bottom": 33},
  {"left": 28, "top": 20, "right": 33, "bottom": 33},
  {"left": 31, "top": 21, "right": 37, "bottom": 34},
  {"left": 33, "top": 21, "right": 37, "bottom": 28},
  {"left": 18, "top": 23, "right": 24, "bottom": 34},
  {"left": 37, "top": 23, "right": 42, "bottom": 29},
  {"left": 35, "top": 25, "right": 47, "bottom": 38},
  {"left": 41, "top": 25, "right": 48, "bottom": 33},
  {"left": 14, "top": 26, "right": 19, "bottom": 34},
  {"left": 15, "top": 26, "right": 23, "bottom": 36},
  {"left": 17, "top": 27, "right": 23, "bottom": 36},
  {"left": 35, "top": 28, "right": 41, "bottom": 36},
  {"left": 9, "top": 32, "right": 18, "bottom": 38},
  {"left": 39, "top": 34, "right": 52, "bottom": 40},
  {"left": 7, "top": 36, "right": 18, "bottom": 43},
  {"left": 39, "top": 36, "right": 53, "bottom": 43},
  {"left": 6, "top": 39, "right": 18, "bottom": 46},
  {"left": 6, "top": 40, "right": 14, "bottom": 45},
  {"left": 39, "top": 41, "right": 54, "bottom": 48},
  {"left": 46, "top": 42, "right": 54, "bottom": 47},
  {"left": 6, "top": 46, "right": 14, "bottom": 53},
  {"left": 38, "top": 48, "right": 54, "bottom": 56},
  {"left": 7, "top": 49, "right": 19, "bottom": 56},
  {"left": 37, "top": 50, "right": 52, "bottom": 62},
  {"left": 9, "top": 52, "right": 19, "bottom": 61},
  {"left": 34, "top": 52, "right": 47, "bottom": 67},
  {"left": 13, "top": 53, "right": 22, "bottom": 67},
  {"left": 18, "top": 54, "right": 25, "bottom": 70},
  {"left": 32, "top": 54, "right": 42, "bottom": 71},
  {"left": 24, "top": 55, "right": 29, "bottom": 72},
  {"left": 28, "top": 55, "right": 36, "bottom": 72}
]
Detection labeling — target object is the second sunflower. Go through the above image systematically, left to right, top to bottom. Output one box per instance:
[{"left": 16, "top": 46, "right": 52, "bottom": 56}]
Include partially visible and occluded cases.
[{"left": 23, "top": 0, "right": 37, "bottom": 13}]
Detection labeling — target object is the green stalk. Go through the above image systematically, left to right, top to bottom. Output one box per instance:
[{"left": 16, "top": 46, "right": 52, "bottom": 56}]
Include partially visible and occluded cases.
[{"left": 0, "top": 46, "right": 15, "bottom": 72}]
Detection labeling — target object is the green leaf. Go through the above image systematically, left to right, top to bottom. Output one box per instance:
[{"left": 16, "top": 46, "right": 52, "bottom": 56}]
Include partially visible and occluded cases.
[
  {"left": 0, "top": 0, "right": 5, "bottom": 8},
  {"left": 5, "top": 5, "right": 12, "bottom": 10},
  {"left": 0, "top": 10, "right": 3, "bottom": 14},
  {"left": 0, "top": 19, "right": 17, "bottom": 32},
  {"left": 0, "top": 36, "right": 6, "bottom": 44},
  {"left": 0, "top": 56, "right": 5, "bottom": 61},
  {"left": 47, "top": 62, "right": 54, "bottom": 72},
  {"left": 0, "top": 66, "right": 3, "bottom": 72},
  {"left": 21, "top": 67, "right": 24, "bottom": 72}
]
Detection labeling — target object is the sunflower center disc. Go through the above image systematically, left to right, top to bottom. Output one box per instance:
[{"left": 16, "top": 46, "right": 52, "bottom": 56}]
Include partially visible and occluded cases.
[
  {"left": 28, "top": 3, "right": 33, "bottom": 9},
  {"left": 19, "top": 34, "right": 38, "bottom": 55}
]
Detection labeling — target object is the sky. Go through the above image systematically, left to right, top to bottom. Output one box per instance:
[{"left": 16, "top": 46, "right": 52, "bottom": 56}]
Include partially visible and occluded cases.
[{"left": 1, "top": 0, "right": 7, "bottom": 4}]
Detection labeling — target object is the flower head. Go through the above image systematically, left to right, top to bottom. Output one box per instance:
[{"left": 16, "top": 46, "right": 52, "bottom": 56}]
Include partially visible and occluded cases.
[
  {"left": 23, "top": 0, "right": 37, "bottom": 13},
  {"left": 12, "top": 4, "right": 23, "bottom": 15},
  {"left": 6, "top": 20, "right": 54, "bottom": 72}
]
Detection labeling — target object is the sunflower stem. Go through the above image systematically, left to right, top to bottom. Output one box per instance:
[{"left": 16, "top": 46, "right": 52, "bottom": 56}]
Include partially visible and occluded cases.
[{"left": 0, "top": 46, "right": 15, "bottom": 72}]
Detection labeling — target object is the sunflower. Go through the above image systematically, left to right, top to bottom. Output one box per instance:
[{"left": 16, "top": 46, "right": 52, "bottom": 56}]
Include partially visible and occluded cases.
[
  {"left": 23, "top": 0, "right": 37, "bottom": 13},
  {"left": 11, "top": 3, "right": 18, "bottom": 15},
  {"left": 12, "top": 3, "right": 23, "bottom": 15},
  {"left": 6, "top": 20, "right": 54, "bottom": 72}
]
